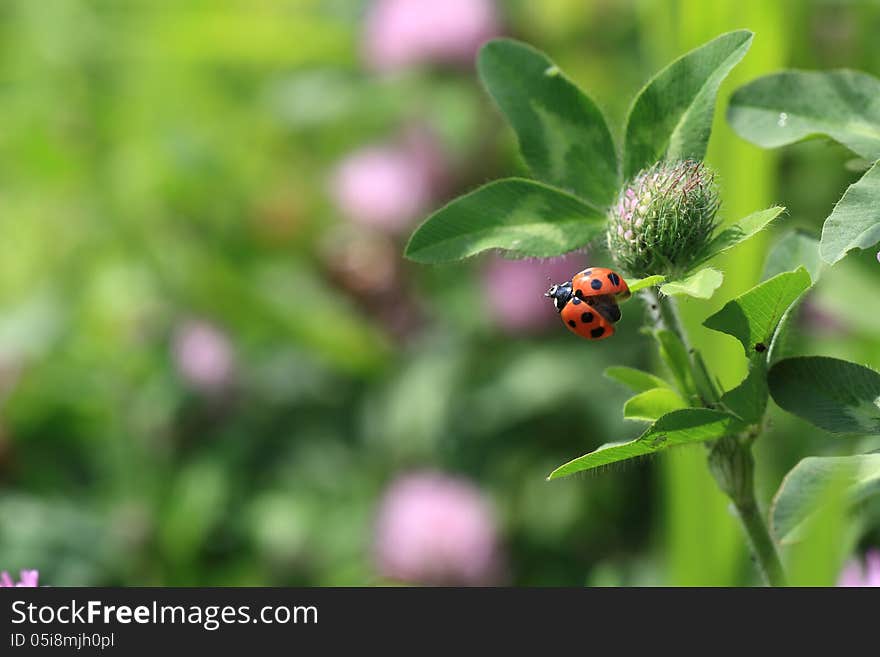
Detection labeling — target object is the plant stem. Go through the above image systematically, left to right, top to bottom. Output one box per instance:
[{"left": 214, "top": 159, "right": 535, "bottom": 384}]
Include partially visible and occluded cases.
[
  {"left": 644, "top": 292, "right": 787, "bottom": 586},
  {"left": 707, "top": 436, "right": 786, "bottom": 586},
  {"left": 733, "top": 496, "right": 787, "bottom": 587}
]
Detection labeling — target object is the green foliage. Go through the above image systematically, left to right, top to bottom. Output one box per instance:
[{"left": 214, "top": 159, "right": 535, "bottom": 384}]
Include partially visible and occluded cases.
[
  {"left": 623, "top": 30, "right": 753, "bottom": 179},
  {"left": 409, "top": 31, "right": 756, "bottom": 264},
  {"left": 477, "top": 39, "right": 619, "bottom": 209},
  {"left": 727, "top": 70, "right": 880, "bottom": 161},
  {"left": 728, "top": 70, "right": 880, "bottom": 264},
  {"left": 820, "top": 160, "right": 880, "bottom": 264},
  {"left": 404, "top": 179, "right": 604, "bottom": 263},
  {"left": 615, "top": 205, "right": 782, "bottom": 298},
  {"left": 698, "top": 206, "right": 785, "bottom": 266},
  {"left": 761, "top": 230, "right": 822, "bottom": 282},
  {"left": 659, "top": 267, "right": 723, "bottom": 299},
  {"left": 703, "top": 268, "right": 811, "bottom": 359},
  {"left": 627, "top": 275, "right": 666, "bottom": 293},
  {"left": 768, "top": 357, "right": 880, "bottom": 436},
  {"left": 604, "top": 366, "right": 670, "bottom": 393},
  {"left": 623, "top": 388, "right": 686, "bottom": 422},
  {"left": 548, "top": 409, "right": 745, "bottom": 479},
  {"left": 772, "top": 454, "right": 880, "bottom": 544},
  {"left": 780, "top": 466, "right": 851, "bottom": 586}
]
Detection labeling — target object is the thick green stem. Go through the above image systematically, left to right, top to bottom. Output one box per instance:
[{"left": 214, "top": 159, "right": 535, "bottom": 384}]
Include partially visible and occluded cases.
[
  {"left": 643, "top": 291, "right": 787, "bottom": 586},
  {"left": 707, "top": 436, "right": 786, "bottom": 586},
  {"left": 734, "top": 497, "right": 787, "bottom": 586}
]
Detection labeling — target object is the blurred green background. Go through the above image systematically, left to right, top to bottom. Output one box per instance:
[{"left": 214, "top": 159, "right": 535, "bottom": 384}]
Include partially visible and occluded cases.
[{"left": 1, "top": 0, "right": 879, "bottom": 586}]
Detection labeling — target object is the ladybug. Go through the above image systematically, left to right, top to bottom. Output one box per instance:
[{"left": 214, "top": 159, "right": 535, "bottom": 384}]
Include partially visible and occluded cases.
[{"left": 545, "top": 267, "right": 630, "bottom": 340}]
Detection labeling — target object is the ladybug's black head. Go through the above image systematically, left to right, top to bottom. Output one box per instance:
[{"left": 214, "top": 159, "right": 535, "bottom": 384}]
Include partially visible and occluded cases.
[{"left": 545, "top": 281, "right": 573, "bottom": 313}]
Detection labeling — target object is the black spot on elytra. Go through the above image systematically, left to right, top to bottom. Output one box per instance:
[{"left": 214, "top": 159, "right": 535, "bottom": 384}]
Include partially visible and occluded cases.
[
  {"left": 583, "top": 269, "right": 592, "bottom": 276},
  {"left": 608, "top": 272, "right": 620, "bottom": 286},
  {"left": 590, "top": 279, "right": 603, "bottom": 290},
  {"left": 574, "top": 289, "right": 584, "bottom": 300},
  {"left": 571, "top": 297, "right": 581, "bottom": 305},
  {"left": 581, "top": 312, "right": 594, "bottom": 324},
  {"left": 568, "top": 320, "right": 576, "bottom": 328},
  {"left": 590, "top": 326, "right": 605, "bottom": 338},
  {"left": 755, "top": 342, "right": 767, "bottom": 353}
]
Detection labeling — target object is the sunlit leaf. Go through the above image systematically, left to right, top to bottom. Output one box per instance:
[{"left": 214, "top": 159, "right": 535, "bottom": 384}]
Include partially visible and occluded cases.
[
  {"left": 624, "top": 30, "right": 753, "bottom": 179},
  {"left": 478, "top": 39, "right": 619, "bottom": 208},
  {"left": 727, "top": 69, "right": 880, "bottom": 161},
  {"left": 819, "top": 160, "right": 880, "bottom": 265},
  {"left": 405, "top": 178, "right": 604, "bottom": 263},
  {"left": 699, "top": 207, "right": 785, "bottom": 265},
  {"left": 761, "top": 230, "right": 822, "bottom": 282},
  {"left": 660, "top": 268, "right": 723, "bottom": 299},
  {"left": 703, "top": 268, "right": 811, "bottom": 358},
  {"left": 627, "top": 274, "right": 666, "bottom": 293},
  {"left": 768, "top": 357, "right": 880, "bottom": 436},
  {"left": 720, "top": 361, "right": 769, "bottom": 425},
  {"left": 604, "top": 366, "right": 670, "bottom": 394},
  {"left": 623, "top": 387, "right": 687, "bottom": 422},
  {"left": 548, "top": 409, "right": 744, "bottom": 479},
  {"left": 772, "top": 453, "right": 880, "bottom": 544}
]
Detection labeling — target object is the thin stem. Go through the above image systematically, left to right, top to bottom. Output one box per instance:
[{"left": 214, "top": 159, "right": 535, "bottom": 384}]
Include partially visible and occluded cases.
[
  {"left": 644, "top": 292, "right": 787, "bottom": 586},
  {"left": 661, "top": 292, "right": 690, "bottom": 351},
  {"left": 707, "top": 435, "right": 786, "bottom": 586},
  {"left": 733, "top": 498, "right": 787, "bottom": 587}
]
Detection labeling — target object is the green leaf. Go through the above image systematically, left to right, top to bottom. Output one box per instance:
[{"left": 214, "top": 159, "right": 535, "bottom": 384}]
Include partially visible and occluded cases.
[
  {"left": 623, "top": 30, "right": 753, "bottom": 179},
  {"left": 477, "top": 39, "right": 619, "bottom": 209},
  {"left": 727, "top": 69, "right": 880, "bottom": 161},
  {"left": 819, "top": 160, "right": 880, "bottom": 265},
  {"left": 404, "top": 178, "right": 604, "bottom": 263},
  {"left": 699, "top": 206, "right": 785, "bottom": 265},
  {"left": 761, "top": 229, "right": 822, "bottom": 282},
  {"left": 659, "top": 267, "right": 723, "bottom": 299},
  {"left": 703, "top": 268, "right": 811, "bottom": 358},
  {"left": 627, "top": 274, "right": 665, "bottom": 293},
  {"left": 652, "top": 329, "right": 696, "bottom": 398},
  {"left": 768, "top": 357, "right": 880, "bottom": 436},
  {"left": 720, "top": 361, "right": 769, "bottom": 424},
  {"left": 604, "top": 366, "right": 670, "bottom": 394},
  {"left": 623, "top": 387, "right": 687, "bottom": 422},
  {"left": 548, "top": 409, "right": 744, "bottom": 479},
  {"left": 772, "top": 453, "right": 880, "bottom": 544}
]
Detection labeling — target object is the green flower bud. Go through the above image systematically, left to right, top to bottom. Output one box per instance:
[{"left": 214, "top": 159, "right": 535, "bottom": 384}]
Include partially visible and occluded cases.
[{"left": 606, "top": 160, "right": 720, "bottom": 279}]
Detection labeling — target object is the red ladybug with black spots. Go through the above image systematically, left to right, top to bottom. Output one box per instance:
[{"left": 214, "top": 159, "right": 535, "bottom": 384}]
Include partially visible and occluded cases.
[{"left": 545, "top": 267, "right": 630, "bottom": 340}]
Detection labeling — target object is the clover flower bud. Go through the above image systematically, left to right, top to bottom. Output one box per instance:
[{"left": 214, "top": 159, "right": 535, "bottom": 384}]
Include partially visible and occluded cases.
[{"left": 606, "top": 160, "right": 720, "bottom": 278}]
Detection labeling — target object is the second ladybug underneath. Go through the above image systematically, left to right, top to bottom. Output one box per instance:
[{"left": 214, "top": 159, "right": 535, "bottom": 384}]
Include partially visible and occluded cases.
[{"left": 545, "top": 267, "right": 630, "bottom": 340}]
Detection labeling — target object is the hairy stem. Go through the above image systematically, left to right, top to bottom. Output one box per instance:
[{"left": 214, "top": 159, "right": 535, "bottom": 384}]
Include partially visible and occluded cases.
[
  {"left": 643, "top": 291, "right": 786, "bottom": 586},
  {"left": 707, "top": 436, "right": 786, "bottom": 586},
  {"left": 734, "top": 497, "right": 787, "bottom": 586}
]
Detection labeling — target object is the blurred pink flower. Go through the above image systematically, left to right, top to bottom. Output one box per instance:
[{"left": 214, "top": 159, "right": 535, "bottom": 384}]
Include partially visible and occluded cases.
[
  {"left": 364, "top": 0, "right": 501, "bottom": 72},
  {"left": 331, "top": 129, "right": 446, "bottom": 233},
  {"left": 482, "top": 253, "right": 586, "bottom": 333},
  {"left": 800, "top": 298, "right": 847, "bottom": 335},
  {"left": 172, "top": 320, "right": 235, "bottom": 392},
  {"left": 374, "top": 471, "right": 503, "bottom": 586},
  {"left": 838, "top": 549, "right": 880, "bottom": 587},
  {"left": 0, "top": 569, "right": 39, "bottom": 587}
]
